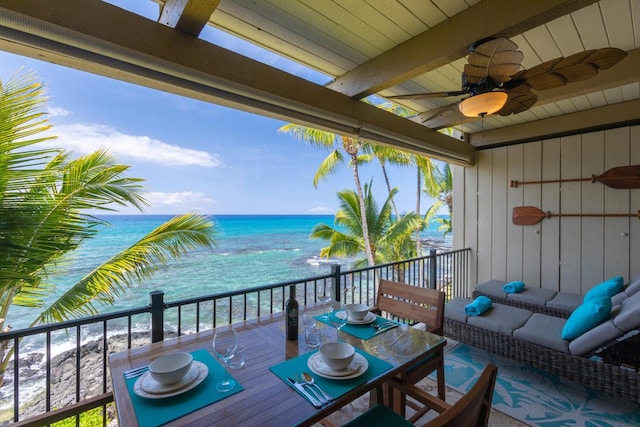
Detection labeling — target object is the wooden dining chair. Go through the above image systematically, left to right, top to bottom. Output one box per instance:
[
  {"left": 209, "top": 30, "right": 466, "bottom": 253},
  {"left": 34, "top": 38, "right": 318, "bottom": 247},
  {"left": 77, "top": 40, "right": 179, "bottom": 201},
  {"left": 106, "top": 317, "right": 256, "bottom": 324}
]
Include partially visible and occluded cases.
[
  {"left": 370, "top": 279, "right": 446, "bottom": 417},
  {"left": 345, "top": 363, "right": 498, "bottom": 427}
]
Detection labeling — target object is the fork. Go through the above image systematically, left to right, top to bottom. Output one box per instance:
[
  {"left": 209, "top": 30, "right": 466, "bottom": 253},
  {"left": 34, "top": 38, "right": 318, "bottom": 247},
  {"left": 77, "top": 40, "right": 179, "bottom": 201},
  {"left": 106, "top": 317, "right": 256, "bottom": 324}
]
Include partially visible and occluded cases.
[{"left": 123, "top": 365, "right": 149, "bottom": 379}]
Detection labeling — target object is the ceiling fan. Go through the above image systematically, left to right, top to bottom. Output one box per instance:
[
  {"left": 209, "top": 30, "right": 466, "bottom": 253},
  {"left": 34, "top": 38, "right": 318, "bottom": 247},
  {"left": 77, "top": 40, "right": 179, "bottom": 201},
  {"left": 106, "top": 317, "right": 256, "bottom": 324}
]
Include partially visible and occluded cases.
[{"left": 389, "top": 37, "right": 628, "bottom": 118}]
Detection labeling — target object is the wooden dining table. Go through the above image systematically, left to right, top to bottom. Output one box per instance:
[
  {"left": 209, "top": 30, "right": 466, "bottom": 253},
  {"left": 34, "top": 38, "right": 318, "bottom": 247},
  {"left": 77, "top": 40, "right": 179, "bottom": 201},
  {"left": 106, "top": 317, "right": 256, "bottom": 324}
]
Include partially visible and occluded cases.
[{"left": 109, "top": 311, "right": 446, "bottom": 426}]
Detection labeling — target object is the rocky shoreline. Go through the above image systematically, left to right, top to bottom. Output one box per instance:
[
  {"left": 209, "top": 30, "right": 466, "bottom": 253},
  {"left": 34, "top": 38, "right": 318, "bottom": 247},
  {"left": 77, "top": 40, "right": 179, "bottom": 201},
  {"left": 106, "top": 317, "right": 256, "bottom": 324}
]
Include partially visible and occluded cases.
[
  {"left": 421, "top": 237, "right": 453, "bottom": 253},
  {"left": 0, "top": 331, "right": 177, "bottom": 425}
]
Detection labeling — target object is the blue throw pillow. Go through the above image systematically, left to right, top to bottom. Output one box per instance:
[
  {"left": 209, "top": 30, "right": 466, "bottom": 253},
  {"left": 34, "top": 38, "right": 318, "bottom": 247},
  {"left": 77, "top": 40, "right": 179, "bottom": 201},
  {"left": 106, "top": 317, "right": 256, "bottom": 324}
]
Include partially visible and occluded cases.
[
  {"left": 583, "top": 276, "right": 623, "bottom": 302},
  {"left": 561, "top": 296, "right": 612, "bottom": 340}
]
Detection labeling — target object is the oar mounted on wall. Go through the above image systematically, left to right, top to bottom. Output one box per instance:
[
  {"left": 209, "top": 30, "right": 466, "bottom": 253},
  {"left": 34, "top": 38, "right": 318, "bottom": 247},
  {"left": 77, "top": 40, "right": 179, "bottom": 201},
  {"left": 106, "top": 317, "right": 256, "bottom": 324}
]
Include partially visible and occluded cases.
[
  {"left": 511, "top": 165, "right": 640, "bottom": 189},
  {"left": 512, "top": 206, "right": 640, "bottom": 225}
]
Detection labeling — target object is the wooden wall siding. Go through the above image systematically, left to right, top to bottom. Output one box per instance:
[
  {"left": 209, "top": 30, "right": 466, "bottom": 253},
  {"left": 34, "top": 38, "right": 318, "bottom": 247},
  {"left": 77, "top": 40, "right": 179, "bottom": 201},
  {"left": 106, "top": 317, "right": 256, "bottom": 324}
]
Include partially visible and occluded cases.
[
  {"left": 454, "top": 125, "right": 639, "bottom": 296},
  {"left": 631, "top": 126, "right": 640, "bottom": 275},
  {"left": 560, "top": 135, "right": 582, "bottom": 294},
  {"left": 540, "top": 139, "right": 561, "bottom": 291},
  {"left": 506, "top": 145, "right": 524, "bottom": 282},
  {"left": 476, "top": 149, "right": 493, "bottom": 282}
]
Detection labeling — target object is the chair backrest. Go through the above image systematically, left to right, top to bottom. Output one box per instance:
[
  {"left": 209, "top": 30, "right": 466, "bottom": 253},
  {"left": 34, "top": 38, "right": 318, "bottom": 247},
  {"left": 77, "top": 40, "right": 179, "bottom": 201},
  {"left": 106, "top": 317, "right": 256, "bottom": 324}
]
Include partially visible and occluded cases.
[
  {"left": 375, "top": 279, "right": 445, "bottom": 334},
  {"left": 426, "top": 364, "right": 498, "bottom": 427}
]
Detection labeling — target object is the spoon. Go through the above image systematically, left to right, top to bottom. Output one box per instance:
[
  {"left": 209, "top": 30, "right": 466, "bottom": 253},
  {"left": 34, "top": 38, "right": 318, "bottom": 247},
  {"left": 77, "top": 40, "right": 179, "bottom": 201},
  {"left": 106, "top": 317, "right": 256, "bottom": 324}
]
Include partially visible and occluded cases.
[{"left": 301, "top": 372, "right": 333, "bottom": 402}]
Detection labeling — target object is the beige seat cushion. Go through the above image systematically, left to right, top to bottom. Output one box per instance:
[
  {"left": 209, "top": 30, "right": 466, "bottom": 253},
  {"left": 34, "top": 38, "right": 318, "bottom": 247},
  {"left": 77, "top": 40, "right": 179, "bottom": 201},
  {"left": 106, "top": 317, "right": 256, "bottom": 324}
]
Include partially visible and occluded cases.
[{"left": 467, "top": 304, "right": 532, "bottom": 336}]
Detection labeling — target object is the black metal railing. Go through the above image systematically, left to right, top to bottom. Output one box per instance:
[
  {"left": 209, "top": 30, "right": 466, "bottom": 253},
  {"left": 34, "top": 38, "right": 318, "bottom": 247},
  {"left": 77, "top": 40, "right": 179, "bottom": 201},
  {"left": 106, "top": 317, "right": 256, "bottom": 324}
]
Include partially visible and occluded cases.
[{"left": 0, "top": 248, "right": 470, "bottom": 426}]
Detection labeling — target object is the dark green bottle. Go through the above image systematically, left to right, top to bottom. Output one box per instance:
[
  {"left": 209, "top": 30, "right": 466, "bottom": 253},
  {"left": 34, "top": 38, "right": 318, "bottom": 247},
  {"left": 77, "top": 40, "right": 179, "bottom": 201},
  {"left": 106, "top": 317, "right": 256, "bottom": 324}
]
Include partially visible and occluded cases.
[{"left": 285, "top": 285, "right": 299, "bottom": 340}]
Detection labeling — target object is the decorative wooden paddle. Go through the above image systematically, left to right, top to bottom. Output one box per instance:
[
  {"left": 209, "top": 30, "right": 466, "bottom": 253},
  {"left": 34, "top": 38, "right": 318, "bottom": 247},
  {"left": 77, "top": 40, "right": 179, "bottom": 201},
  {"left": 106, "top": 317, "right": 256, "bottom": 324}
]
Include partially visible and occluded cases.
[
  {"left": 510, "top": 165, "right": 640, "bottom": 189},
  {"left": 513, "top": 206, "right": 640, "bottom": 225}
]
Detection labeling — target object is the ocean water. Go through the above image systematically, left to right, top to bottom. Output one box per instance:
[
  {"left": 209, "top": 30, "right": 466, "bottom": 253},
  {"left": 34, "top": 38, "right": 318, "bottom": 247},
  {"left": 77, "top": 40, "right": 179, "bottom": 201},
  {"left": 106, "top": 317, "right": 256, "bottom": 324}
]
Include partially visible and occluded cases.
[{"left": 6, "top": 214, "right": 451, "bottom": 331}]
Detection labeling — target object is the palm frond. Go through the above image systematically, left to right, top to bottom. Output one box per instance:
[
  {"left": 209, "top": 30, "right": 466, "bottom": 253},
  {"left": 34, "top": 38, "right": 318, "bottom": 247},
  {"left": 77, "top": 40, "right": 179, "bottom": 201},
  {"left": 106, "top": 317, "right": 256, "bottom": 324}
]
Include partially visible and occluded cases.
[
  {"left": 277, "top": 123, "right": 337, "bottom": 149},
  {"left": 313, "top": 150, "right": 344, "bottom": 188},
  {"left": 34, "top": 213, "right": 215, "bottom": 324}
]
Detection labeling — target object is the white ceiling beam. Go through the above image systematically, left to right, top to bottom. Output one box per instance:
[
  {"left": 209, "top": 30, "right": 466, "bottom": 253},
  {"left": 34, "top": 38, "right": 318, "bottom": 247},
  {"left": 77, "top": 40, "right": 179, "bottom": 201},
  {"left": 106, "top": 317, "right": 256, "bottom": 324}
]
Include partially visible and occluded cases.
[
  {"left": 0, "top": 0, "right": 475, "bottom": 165},
  {"left": 159, "top": 0, "right": 220, "bottom": 36},
  {"left": 326, "top": 0, "right": 598, "bottom": 99}
]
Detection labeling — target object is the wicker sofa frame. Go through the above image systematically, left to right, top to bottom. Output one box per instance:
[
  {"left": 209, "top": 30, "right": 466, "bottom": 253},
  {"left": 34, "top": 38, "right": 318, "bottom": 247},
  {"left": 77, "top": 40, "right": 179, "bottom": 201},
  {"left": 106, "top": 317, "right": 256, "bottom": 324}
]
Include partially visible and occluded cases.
[{"left": 444, "top": 317, "right": 640, "bottom": 402}]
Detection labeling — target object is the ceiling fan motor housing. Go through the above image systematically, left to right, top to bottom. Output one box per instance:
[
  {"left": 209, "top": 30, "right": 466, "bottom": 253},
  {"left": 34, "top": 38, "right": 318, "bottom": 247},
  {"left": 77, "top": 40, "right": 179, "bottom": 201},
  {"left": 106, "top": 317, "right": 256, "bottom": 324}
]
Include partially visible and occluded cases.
[{"left": 462, "top": 73, "right": 499, "bottom": 96}]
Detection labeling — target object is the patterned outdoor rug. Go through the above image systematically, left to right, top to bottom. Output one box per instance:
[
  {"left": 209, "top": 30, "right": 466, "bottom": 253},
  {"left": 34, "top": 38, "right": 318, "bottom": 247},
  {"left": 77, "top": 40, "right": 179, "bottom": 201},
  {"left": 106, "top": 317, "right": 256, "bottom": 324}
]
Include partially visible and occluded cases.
[{"left": 445, "top": 343, "right": 640, "bottom": 427}]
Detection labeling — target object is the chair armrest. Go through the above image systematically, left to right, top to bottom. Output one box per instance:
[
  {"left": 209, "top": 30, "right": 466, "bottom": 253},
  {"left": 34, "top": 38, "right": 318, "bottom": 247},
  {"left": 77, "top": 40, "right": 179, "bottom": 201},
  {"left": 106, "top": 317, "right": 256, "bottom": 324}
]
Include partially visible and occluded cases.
[{"left": 388, "top": 377, "right": 451, "bottom": 414}]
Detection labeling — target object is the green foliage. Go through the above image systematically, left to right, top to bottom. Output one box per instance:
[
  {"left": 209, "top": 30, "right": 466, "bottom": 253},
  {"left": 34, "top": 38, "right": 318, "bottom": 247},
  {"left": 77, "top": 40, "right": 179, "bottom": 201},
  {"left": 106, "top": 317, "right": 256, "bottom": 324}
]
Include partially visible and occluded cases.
[
  {"left": 0, "top": 71, "right": 217, "bottom": 385},
  {"left": 424, "top": 163, "right": 453, "bottom": 237},
  {"left": 311, "top": 182, "right": 422, "bottom": 267},
  {"left": 50, "top": 406, "right": 110, "bottom": 427}
]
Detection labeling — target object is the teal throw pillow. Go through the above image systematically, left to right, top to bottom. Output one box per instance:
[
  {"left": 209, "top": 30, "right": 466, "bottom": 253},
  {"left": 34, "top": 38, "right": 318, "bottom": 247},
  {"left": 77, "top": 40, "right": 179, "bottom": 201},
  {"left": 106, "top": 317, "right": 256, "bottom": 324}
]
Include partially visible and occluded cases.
[
  {"left": 583, "top": 276, "right": 623, "bottom": 302},
  {"left": 561, "top": 296, "right": 611, "bottom": 340}
]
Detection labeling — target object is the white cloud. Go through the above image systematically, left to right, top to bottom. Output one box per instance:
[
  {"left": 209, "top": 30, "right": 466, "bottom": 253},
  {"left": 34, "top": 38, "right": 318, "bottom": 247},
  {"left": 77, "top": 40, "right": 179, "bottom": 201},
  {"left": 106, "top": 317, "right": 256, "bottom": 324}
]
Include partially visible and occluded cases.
[
  {"left": 47, "top": 106, "right": 71, "bottom": 117},
  {"left": 42, "top": 123, "right": 223, "bottom": 167},
  {"left": 144, "top": 191, "right": 212, "bottom": 206}
]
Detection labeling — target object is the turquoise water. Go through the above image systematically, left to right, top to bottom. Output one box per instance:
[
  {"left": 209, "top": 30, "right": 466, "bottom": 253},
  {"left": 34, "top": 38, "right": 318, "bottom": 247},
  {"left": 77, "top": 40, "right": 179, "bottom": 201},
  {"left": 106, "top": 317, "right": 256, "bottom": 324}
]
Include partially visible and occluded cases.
[{"left": 6, "top": 214, "right": 451, "bottom": 330}]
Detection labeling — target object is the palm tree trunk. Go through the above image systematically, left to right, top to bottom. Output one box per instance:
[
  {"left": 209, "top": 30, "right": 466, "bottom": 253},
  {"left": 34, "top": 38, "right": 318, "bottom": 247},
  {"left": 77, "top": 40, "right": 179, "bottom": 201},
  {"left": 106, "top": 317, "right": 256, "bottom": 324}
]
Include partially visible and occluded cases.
[
  {"left": 352, "top": 156, "right": 376, "bottom": 266},
  {"left": 379, "top": 159, "right": 401, "bottom": 221},
  {"left": 415, "top": 168, "right": 422, "bottom": 257}
]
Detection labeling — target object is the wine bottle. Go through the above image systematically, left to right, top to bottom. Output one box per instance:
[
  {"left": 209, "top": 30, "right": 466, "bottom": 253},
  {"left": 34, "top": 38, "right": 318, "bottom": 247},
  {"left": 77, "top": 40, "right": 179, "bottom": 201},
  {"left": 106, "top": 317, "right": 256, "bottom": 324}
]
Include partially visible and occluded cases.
[{"left": 285, "top": 285, "right": 299, "bottom": 340}]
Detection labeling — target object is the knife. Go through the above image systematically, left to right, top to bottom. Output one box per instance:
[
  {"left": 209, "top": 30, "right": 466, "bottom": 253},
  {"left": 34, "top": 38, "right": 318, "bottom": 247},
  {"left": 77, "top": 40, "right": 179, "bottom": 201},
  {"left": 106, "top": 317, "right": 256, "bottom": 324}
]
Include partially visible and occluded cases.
[{"left": 287, "top": 377, "right": 322, "bottom": 408}]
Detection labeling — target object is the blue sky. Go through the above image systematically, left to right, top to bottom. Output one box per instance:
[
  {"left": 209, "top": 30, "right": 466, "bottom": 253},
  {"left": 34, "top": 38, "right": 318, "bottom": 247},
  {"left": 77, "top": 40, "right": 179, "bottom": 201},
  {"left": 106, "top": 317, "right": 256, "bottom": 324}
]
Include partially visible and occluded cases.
[{"left": 0, "top": 0, "right": 439, "bottom": 216}]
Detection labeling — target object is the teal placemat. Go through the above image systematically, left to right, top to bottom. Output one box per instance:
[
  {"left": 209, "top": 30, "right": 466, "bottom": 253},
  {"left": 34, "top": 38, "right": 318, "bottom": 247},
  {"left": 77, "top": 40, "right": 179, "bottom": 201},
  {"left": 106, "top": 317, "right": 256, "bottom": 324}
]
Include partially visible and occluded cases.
[
  {"left": 316, "top": 313, "right": 400, "bottom": 340},
  {"left": 125, "top": 348, "right": 243, "bottom": 427},
  {"left": 269, "top": 348, "right": 393, "bottom": 406}
]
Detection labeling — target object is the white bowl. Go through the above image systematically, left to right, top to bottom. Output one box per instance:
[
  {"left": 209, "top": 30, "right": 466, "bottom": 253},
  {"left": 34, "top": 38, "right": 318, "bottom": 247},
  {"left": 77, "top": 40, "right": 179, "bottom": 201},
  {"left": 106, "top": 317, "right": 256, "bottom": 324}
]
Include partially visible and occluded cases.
[
  {"left": 346, "top": 303, "right": 369, "bottom": 321},
  {"left": 319, "top": 342, "right": 355, "bottom": 370},
  {"left": 149, "top": 351, "right": 193, "bottom": 385}
]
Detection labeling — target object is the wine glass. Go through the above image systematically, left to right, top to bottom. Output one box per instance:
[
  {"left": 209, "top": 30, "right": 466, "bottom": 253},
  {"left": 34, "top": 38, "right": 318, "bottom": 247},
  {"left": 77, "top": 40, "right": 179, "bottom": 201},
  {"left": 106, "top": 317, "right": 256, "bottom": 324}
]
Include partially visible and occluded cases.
[
  {"left": 317, "top": 282, "right": 332, "bottom": 319},
  {"left": 329, "top": 303, "right": 348, "bottom": 340},
  {"left": 302, "top": 311, "right": 317, "bottom": 330},
  {"left": 213, "top": 328, "right": 238, "bottom": 392}
]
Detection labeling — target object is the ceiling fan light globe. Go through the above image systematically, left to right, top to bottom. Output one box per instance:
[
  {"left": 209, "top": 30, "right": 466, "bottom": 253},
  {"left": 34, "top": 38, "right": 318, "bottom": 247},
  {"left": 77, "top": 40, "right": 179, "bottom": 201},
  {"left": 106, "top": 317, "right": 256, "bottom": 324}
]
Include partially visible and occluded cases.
[{"left": 458, "top": 91, "right": 508, "bottom": 117}]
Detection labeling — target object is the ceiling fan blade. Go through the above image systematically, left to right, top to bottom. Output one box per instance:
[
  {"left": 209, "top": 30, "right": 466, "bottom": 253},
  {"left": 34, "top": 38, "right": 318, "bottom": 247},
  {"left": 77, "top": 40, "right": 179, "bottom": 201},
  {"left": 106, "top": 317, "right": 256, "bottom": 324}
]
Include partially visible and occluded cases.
[
  {"left": 465, "top": 38, "right": 523, "bottom": 84},
  {"left": 516, "top": 47, "right": 627, "bottom": 91},
  {"left": 586, "top": 47, "right": 628, "bottom": 69},
  {"left": 547, "top": 50, "right": 598, "bottom": 83},
  {"left": 515, "top": 58, "right": 564, "bottom": 90},
  {"left": 552, "top": 62, "right": 599, "bottom": 83},
  {"left": 388, "top": 91, "right": 465, "bottom": 100},
  {"left": 498, "top": 91, "right": 538, "bottom": 116},
  {"left": 419, "top": 103, "right": 461, "bottom": 128}
]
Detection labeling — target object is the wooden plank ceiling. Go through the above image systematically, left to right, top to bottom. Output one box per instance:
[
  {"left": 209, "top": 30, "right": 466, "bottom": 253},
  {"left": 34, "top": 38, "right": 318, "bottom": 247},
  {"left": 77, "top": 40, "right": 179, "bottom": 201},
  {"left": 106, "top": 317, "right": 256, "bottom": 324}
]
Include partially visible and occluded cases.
[{"left": 0, "top": 0, "right": 638, "bottom": 164}]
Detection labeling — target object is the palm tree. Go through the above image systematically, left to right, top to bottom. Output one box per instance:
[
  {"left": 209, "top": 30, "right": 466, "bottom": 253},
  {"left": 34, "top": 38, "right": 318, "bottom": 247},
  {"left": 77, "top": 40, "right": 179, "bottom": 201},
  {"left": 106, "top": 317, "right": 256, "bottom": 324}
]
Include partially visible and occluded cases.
[
  {"left": 0, "top": 72, "right": 217, "bottom": 385},
  {"left": 279, "top": 101, "right": 419, "bottom": 267},
  {"left": 366, "top": 102, "right": 416, "bottom": 221},
  {"left": 278, "top": 125, "right": 376, "bottom": 266},
  {"left": 364, "top": 145, "right": 412, "bottom": 220},
  {"left": 408, "top": 155, "right": 439, "bottom": 256},
  {"left": 424, "top": 163, "right": 453, "bottom": 237},
  {"left": 309, "top": 183, "right": 421, "bottom": 268}
]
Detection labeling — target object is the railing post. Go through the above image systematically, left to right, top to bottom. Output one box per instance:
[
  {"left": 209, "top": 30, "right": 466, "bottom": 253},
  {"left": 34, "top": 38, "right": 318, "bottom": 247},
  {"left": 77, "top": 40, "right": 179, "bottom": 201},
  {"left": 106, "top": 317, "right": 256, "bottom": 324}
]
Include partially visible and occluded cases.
[
  {"left": 429, "top": 249, "right": 437, "bottom": 289},
  {"left": 331, "top": 264, "right": 341, "bottom": 302},
  {"left": 150, "top": 291, "right": 165, "bottom": 343}
]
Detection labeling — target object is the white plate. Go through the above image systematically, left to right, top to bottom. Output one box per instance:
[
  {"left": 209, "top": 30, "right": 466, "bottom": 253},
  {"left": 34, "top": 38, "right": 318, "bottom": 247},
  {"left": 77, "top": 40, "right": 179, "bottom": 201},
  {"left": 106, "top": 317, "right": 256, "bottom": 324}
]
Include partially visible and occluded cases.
[
  {"left": 335, "top": 311, "right": 376, "bottom": 325},
  {"left": 307, "top": 351, "right": 369, "bottom": 380},
  {"left": 134, "top": 361, "right": 208, "bottom": 399}
]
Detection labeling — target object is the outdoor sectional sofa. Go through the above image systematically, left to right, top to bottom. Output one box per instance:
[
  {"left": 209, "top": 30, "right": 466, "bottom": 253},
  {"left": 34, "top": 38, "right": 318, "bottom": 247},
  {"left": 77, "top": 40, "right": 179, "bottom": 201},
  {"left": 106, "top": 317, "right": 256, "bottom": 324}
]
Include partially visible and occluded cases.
[
  {"left": 444, "top": 277, "right": 640, "bottom": 402},
  {"left": 472, "top": 279, "right": 584, "bottom": 318}
]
